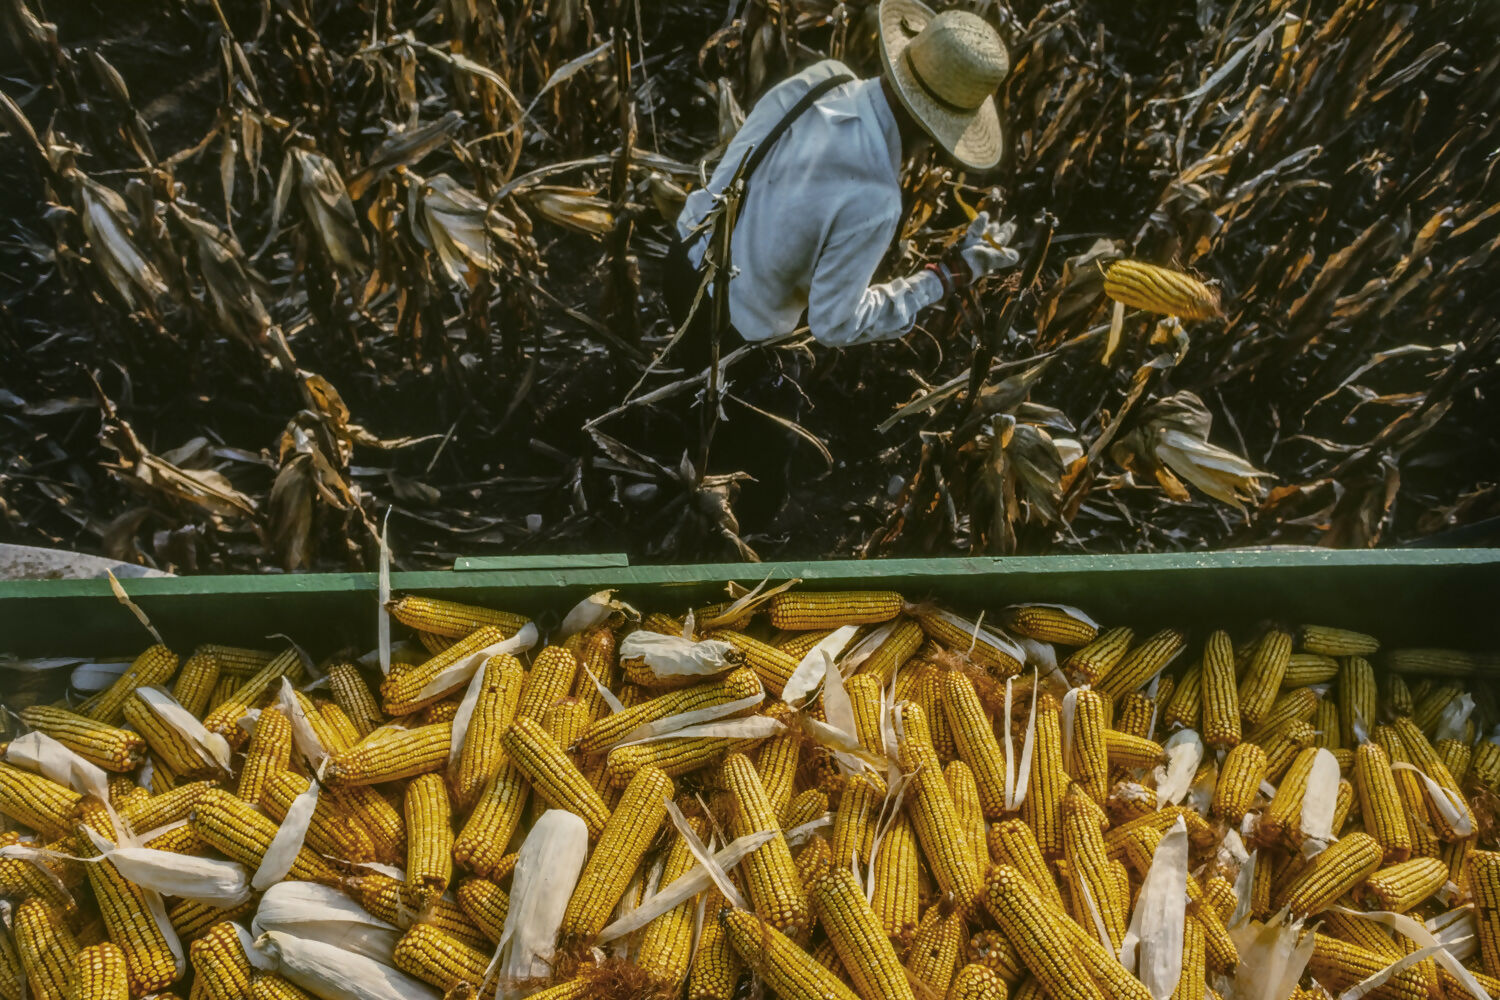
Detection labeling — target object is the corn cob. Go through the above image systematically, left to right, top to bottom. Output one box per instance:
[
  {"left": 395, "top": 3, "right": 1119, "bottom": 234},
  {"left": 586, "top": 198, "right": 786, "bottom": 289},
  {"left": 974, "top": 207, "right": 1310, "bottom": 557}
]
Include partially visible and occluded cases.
[
  {"left": 1103, "top": 259, "right": 1221, "bottom": 319},
  {"left": 769, "top": 590, "right": 903, "bottom": 630},
  {"left": 386, "top": 595, "right": 529, "bottom": 639},
  {"left": 1003, "top": 605, "right": 1098, "bottom": 647},
  {"left": 915, "top": 610, "right": 1023, "bottom": 676},
  {"left": 851, "top": 618, "right": 924, "bottom": 683},
  {"left": 1300, "top": 625, "right": 1379, "bottom": 657},
  {"left": 379, "top": 626, "right": 506, "bottom": 716},
  {"left": 1064, "top": 627, "right": 1133, "bottom": 685},
  {"left": 1096, "top": 628, "right": 1185, "bottom": 701},
  {"left": 706, "top": 629, "right": 800, "bottom": 695},
  {"left": 1237, "top": 629, "right": 1292, "bottom": 727},
  {"left": 89, "top": 644, "right": 179, "bottom": 725},
  {"left": 194, "top": 644, "right": 274, "bottom": 677},
  {"left": 202, "top": 648, "right": 303, "bottom": 747},
  {"left": 167, "top": 650, "right": 221, "bottom": 718},
  {"left": 1282, "top": 653, "right": 1340, "bottom": 688},
  {"left": 1339, "top": 655, "right": 1378, "bottom": 746},
  {"left": 442, "top": 656, "right": 523, "bottom": 810},
  {"left": 326, "top": 661, "right": 383, "bottom": 738},
  {"left": 1162, "top": 661, "right": 1203, "bottom": 731},
  {"left": 581, "top": 667, "right": 761, "bottom": 757},
  {"left": 943, "top": 671, "right": 1010, "bottom": 818},
  {"left": 206, "top": 676, "right": 238, "bottom": 714},
  {"left": 1247, "top": 687, "right": 1318, "bottom": 745},
  {"left": 1069, "top": 688, "right": 1110, "bottom": 805},
  {"left": 1113, "top": 692, "right": 1157, "bottom": 740},
  {"left": 120, "top": 693, "right": 218, "bottom": 781},
  {"left": 1023, "top": 694, "right": 1067, "bottom": 858},
  {"left": 1313, "top": 698, "right": 1342, "bottom": 751},
  {"left": 898, "top": 703, "right": 984, "bottom": 909},
  {"left": 752, "top": 704, "right": 801, "bottom": 823},
  {"left": 18, "top": 706, "right": 145, "bottom": 772},
  {"left": 238, "top": 706, "right": 292, "bottom": 805},
  {"left": 1391, "top": 716, "right": 1474, "bottom": 840},
  {"left": 502, "top": 717, "right": 610, "bottom": 837},
  {"left": 1262, "top": 720, "right": 1317, "bottom": 781},
  {"left": 323, "top": 721, "right": 452, "bottom": 786},
  {"left": 1375, "top": 726, "right": 1443, "bottom": 859},
  {"left": 1104, "top": 729, "right": 1164, "bottom": 769},
  {"left": 605, "top": 731, "right": 758, "bottom": 787},
  {"left": 1354, "top": 741, "right": 1411, "bottom": 862},
  {"left": 1212, "top": 742, "right": 1266, "bottom": 823},
  {"left": 1257, "top": 746, "right": 1319, "bottom": 847},
  {"left": 722, "top": 752, "right": 809, "bottom": 934},
  {"left": 945, "top": 760, "right": 990, "bottom": 875},
  {"left": 453, "top": 762, "right": 528, "bottom": 877},
  {"left": 0, "top": 763, "right": 82, "bottom": 839},
  {"left": 560, "top": 765, "right": 672, "bottom": 942},
  {"left": 401, "top": 772, "right": 453, "bottom": 910},
  {"left": 1106, "top": 780, "right": 1157, "bottom": 823},
  {"left": 1063, "top": 785, "right": 1126, "bottom": 950},
  {"left": 188, "top": 787, "right": 339, "bottom": 883},
  {"left": 782, "top": 787, "right": 828, "bottom": 831},
  {"left": 871, "top": 814, "right": 921, "bottom": 943},
  {"left": 988, "top": 819, "right": 1066, "bottom": 912},
  {"left": 636, "top": 821, "right": 703, "bottom": 989},
  {"left": 1277, "top": 832, "right": 1383, "bottom": 915},
  {"left": 0, "top": 835, "right": 77, "bottom": 913},
  {"left": 1354, "top": 856, "right": 1448, "bottom": 913},
  {"left": 809, "top": 864, "right": 916, "bottom": 1000},
  {"left": 982, "top": 866, "right": 1106, "bottom": 1000},
  {"left": 351, "top": 872, "right": 486, "bottom": 949},
  {"left": 454, "top": 877, "right": 509, "bottom": 943},
  {"left": 687, "top": 889, "right": 741, "bottom": 1000},
  {"left": 166, "top": 897, "right": 255, "bottom": 942},
  {"left": 14, "top": 898, "right": 80, "bottom": 1000},
  {"left": 907, "top": 904, "right": 965, "bottom": 998},
  {"left": 721, "top": 907, "right": 859, "bottom": 1000},
  {"left": 1171, "top": 913, "right": 1206, "bottom": 1000},
  {"left": 0, "top": 917, "right": 26, "bottom": 1000},
  {"left": 191, "top": 921, "right": 250, "bottom": 1000},
  {"left": 392, "top": 924, "right": 492, "bottom": 994},
  {"left": 966, "top": 930, "right": 1024, "bottom": 984},
  {"left": 1308, "top": 934, "right": 1432, "bottom": 1000},
  {"left": 74, "top": 940, "right": 129, "bottom": 1000},
  {"left": 248, "top": 974, "right": 318, "bottom": 1000}
]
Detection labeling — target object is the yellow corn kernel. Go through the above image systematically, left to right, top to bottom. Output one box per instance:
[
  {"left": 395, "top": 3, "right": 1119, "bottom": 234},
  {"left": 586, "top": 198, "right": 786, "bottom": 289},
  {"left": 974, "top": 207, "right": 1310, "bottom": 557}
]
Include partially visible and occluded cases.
[
  {"left": 1103, "top": 259, "right": 1221, "bottom": 319},
  {"left": 768, "top": 590, "right": 903, "bottom": 630},
  {"left": 1003, "top": 606, "right": 1098, "bottom": 646},
  {"left": 914, "top": 610, "right": 1024, "bottom": 676},
  {"left": 852, "top": 618, "right": 924, "bottom": 684},
  {"left": 1300, "top": 625, "right": 1379, "bottom": 657},
  {"left": 703, "top": 629, "right": 796, "bottom": 695},
  {"left": 201, "top": 648, "right": 304, "bottom": 748},
  {"left": 170, "top": 650, "right": 222, "bottom": 718},
  {"left": 1282, "top": 653, "right": 1341, "bottom": 688},
  {"left": 452, "top": 654, "right": 525, "bottom": 810},
  {"left": 1338, "top": 656, "right": 1378, "bottom": 745},
  {"left": 327, "top": 661, "right": 383, "bottom": 738},
  {"left": 944, "top": 671, "right": 1010, "bottom": 818},
  {"left": 1246, "top": 687, "right": 1318, "bottom": 745},
  {"left": 1113, "top": 692, "right": 1158, "bottom": 741},
  {"left": 1022, "top": 694, "right": 1067, "bottom": 859},
  {"left": 18, "top": 706, "right": 145, "bottom": 773},
  {"left": 237, "top": 706, "right": 292, "bottom": 806},
  {"left": 502, "top": 717, "right": 610, "bottom": 838},
  {"left": 1263, "top": 720, "right": 1318, "bottom": 781},
  {"left": 323, "top": 721, "right": 452, "bottom": 786},
  {"left": 1105, "top": 729, "right": 1164, "bottom": 770},
  {"left": 605, "top": 733, "right": 757, "bottom": 788},
  {"left": 1354, "top": 741, "right": 1411, "bottom": 863},
  {"left": 1212, "top": 742, "right": 1266, "bottom": 824},
  {"left": 1257, "top": 746, "right": 1320, "bottom": 847},
  {"left": 722, "top": 752, "right": 808, "bottom": 934},
  {"left": 0, "top": 764, "right": 82, "bottom": 840},
  {"left": 261, "top": 770, "right": 375, "bottom": 863},
  {"left": 831, "top": 771, "right": 883, "bottom": 871},
  {"left": 403, "top": 773, "right": 453, "bottom": 910},
  {"left": 1063, "top": 785, "right": 1126, "bottom": 950},
  {"left": 188, "top": 787, "right": 339, "bottom": 883},
  {"left": 871, "top": 815, "right": 921, "bottom": 944},
  {"left": 636, "top": 820, "right": 704, "bottom": 990},
  {"left": 988, "top": 820, "right": 1065, "bottom": 912},
  {"left": 1276, "top": 832, "right": 1383, "bottom": 916},
  {"left": 1357, "top": 856, "right": 1449, "bottom": 913},
  {"left": 808, "top": 865, "right": 915, "bottom": 1000},
  {"left": 981, "top": 866, "right": 1106, "bottom": 1000},
  {"left": 351, "top": 872, "right": 485, "bottom": 950},
  {"left": 13, "top": 898, "right": 79, "bottom": 1000},
  {"left": 906, "top": 904, "right": 965, "bottom": 998},
  {"left": 720, "top": 908, "right": 858, "bottom": 1000},
  {"left": 1171, "top": 914, "right": 1206, "bottom": 1000},
  {"left": 191, "top": 921, "right": 251, "bottom": 1000},
  {"left": 391, "top": 924, "right": 492, "bottom": 994},
  {"left": 966, "top": 930, "right": 1024, "bottom": 984},
  {"left": 1308, "top": 934, "right": 1431, "bottom": 1000},
  {"left": 74, "top": 941, "right": 129, "bottom": 1000},
  {"left": 951, "top": 962, "right": 1009, "bottom": 1000}
]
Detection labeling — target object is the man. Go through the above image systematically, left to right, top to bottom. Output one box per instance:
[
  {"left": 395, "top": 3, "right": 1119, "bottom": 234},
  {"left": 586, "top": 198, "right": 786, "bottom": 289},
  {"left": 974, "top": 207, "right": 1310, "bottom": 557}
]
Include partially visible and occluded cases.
[{"left": 670, "top": 0, "right": 1018, "bottom": 348}]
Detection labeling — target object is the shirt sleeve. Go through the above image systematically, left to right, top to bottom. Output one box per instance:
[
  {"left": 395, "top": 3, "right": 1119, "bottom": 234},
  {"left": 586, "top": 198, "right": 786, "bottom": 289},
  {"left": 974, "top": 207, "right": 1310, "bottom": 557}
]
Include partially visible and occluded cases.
[{"left": 806, "top": 215, "right": 946, "bottom": 347}]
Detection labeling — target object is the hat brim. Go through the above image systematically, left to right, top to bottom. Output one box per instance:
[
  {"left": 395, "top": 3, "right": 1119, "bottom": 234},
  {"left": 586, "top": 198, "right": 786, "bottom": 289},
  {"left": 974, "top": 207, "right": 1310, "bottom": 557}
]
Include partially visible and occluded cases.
[{"left": 879, "top": 0, "right": 1004, "bottom": 172}]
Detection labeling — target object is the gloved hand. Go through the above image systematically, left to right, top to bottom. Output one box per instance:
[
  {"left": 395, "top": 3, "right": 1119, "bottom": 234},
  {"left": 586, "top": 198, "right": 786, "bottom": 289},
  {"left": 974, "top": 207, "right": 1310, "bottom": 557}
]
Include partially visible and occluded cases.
[{"left": 949, "top": 211, "right": 1020, "bottom": 286}]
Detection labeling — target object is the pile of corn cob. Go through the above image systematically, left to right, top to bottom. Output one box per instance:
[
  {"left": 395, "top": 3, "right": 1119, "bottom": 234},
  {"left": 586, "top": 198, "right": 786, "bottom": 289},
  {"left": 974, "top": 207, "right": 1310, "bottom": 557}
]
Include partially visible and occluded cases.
[{"left": 1, "top": 587, "right": 1499, "bottom": 1000}]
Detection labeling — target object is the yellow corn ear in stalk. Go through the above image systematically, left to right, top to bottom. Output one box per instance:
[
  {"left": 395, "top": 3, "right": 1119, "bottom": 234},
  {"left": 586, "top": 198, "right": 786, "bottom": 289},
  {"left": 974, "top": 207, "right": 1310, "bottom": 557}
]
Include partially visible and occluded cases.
[
  {"left": 1102, "top": 259, "right": 1221, "bottom": 320},
  {"left": 768, "top": 590, "right": 904, "bottom": 630},
  {"left": 386, "top": 595, "right": 530, "bottom": 639},
  {"left": 852, "top": 617, "right": 924, "bottom": 683},
  {"left": 1299, "top": 625, "right": 1379, "bottom": 657},
  {"left": 1064, "top": 626, "right": 1133, "bottom": 685},
  {"left": 1096, "top": 628, "right": 1185, "bottom": 701},
  {"left": 1236, "top": 629, "right": 1292, "bottom": 727},
  {"left": 704, "top": 630, "right": 802, "bottom": 697},
  {"left": 88, "top": 644, "right": 179, "bottom": 726},
  {"left": 202, "top": 648, "right": 304, "bottom": 747},
  {"left": 170, "top": 650, "right": 222, "bottom": 718},
  {"left": 451, "top": 653, "right": 525, "bottom": 810},
  {"left": 1339, "top": 655, "right": 1378, "bottom": 746},
  {"left": 327, "top": 661, "right": 384, "bottom": 738},
  {"left": 944, "top": 671, "right": 1011, "bottom": 818},
  {"left": 898, "top": 703, "right": 984, "bottom": 908},
  {"left": 18, "top": 706, "right": 145, "bottom": 773},
  {"left": 238, "top": 706, "right": 292, "bottom": 805},
  {"left": 503, "top": 717, "right": 610, "bottom": 838},
  {"left": 323, "top": 721, "right": 452, "bottom": 786},
  {"left": 1212, "top": 742, "right": 1266, "bottom": 823},
  {"left": 722, "top": 752, "right": 809, "bottom": 935},
  {"left": 454, "top": 762, "right": 528, "bottom": 877},
  {"left": 0, "top": 763, "right": 83, "bottom": 840},
  {"left": 560, "top": 765, "right": 672, "bottom": 942},
  {"left": 188, "top": 787, "right": 340, "bottom": 883},
  {"left": 871, "top": 814, "right": 921, "bottom": 943},
  {"left": 636, "top": 820, "right": 705, "bottom": 989},
  {"left": 1276, "top": 832, "right": 1383, "bottom": 916},
  {"left": 808, "top": 864, "right": 916, "bottom": 1000},
  {"left": 982, "top": 866, "right": 1106, "bottom": 1000},
  {"left": 687, "top": 889, "right": 741, "bottom": 1000},
  {"left": 14, "top": 898, "right": 79, "bottom": 1000},
  {"left": 907, "top": 904, "right": 965, "bottom": 998},
  {"left": 720, "top": 908, "right": 859, "bottom": 1000},
  {"left": 191, "top": 921, "right": 251, "bottom": 1000},
  {"left": 392, "top": 924, "right": 492, "bottom": 994},
  {"left": 74, "top": 941, "right": 129, "bottom": 1000}
]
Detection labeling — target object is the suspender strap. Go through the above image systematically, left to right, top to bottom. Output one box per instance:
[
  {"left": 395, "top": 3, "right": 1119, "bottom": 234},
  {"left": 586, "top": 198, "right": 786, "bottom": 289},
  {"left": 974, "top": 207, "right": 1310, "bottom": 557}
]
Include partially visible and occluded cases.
[{"left": 739, "top": 72, "right": 855, "bottom": 183}]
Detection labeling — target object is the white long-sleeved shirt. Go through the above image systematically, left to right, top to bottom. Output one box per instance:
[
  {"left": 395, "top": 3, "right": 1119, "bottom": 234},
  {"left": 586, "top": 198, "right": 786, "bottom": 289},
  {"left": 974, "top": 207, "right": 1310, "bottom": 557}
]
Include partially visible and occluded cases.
[{"left": 676, "top": 61, "right": 944, "bottom": 347}]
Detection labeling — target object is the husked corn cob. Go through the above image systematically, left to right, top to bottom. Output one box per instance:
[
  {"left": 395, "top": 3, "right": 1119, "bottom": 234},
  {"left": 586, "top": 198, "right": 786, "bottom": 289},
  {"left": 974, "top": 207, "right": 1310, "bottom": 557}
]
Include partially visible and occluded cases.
[
  {"left": 1102, "top": 259, "right": 1221, "bottom": 320},
  {"left": 769, "top": 590, "right": 903, "bottom": 630},
  {"left": 386, "top": 595, "right": 529, "bottom": 639},
  {"left": 1004, "top": 605, "right": 1098, "bottom": 646},
  {"left": 915, "top": 610, "right": 1023, "bottom": 676},
  {"left": 852, "top": 618, "right": 924, "bottom": 683},
  {"left": 1300, "top": 625, "right": 1380, "bottom": 657},
  {"left": 381, "top": 626, "right": 507, "bottom": 716},
  {"left": 1064, "top": 626, "right": 1133, "bottom": 684},
  {"left": 1096, "top": 628, "right": 1185, "bottom": 701},
  {"left": 707, "top": 629, "right": 800, "bottom": 695},
  {"left": 1237, "top": 629, "right": 1292, "bottom": 727},
  {"left": 89, "top": 644, "right": 179, "bottom": 725},
  {"left": 195, "top": 644, "right": 274, "bottom": 677},
  {"left": 202, "top": 648, "right": 303, "bottom": 747},
  {"left": 170, "top": 650, "right": 221, "bottom": 718},
  {"left": 1282, "top": 653, "right": 1340, "bottom": 687},
  {"left": 448, "top": 654, "right": 524, "bottom": 809},
  {"left": 1339, "top": 656, "right": 1378, "bottom": 746},
  {"left": 326, "top": 661, "right": 383, "bottom": 738},
  {"left": 1162, "top": 661, "right": 1202, "bottom": 731},
  {"left": 582, "top": 667, "right": 760, "bottom": 755},
  {"left": 945, "top": 671, "right": 1010, "bottom": 818},
  {"left": 1247, "top": 686, "right": 1318, "bottom": 744},
  {"left": 1069, "top": 688, "right": 1110, "bottom": 805},
  {"left": 1113, "top": 692, "right": 1157, "bottom": 740},
  {"left": 121, "top": 693, "right": 219, "bottom": 779},
  {"left": 1023, "top": 694, "right": 1067, "bottom": 858},
  {"left": 1313, "top": 698, "right": 1341, "bottom": 751},
  {"left": 308, "top": 701, "right": 361, "bottom": 752},
  {"left": 899, "top": 703, "right": 984, "bottom": 908},
  {"left": 754, "top": 704, "right": 801, "bottom": 821},
  {"left": 18, "top": 706, "right": 145, "bottom": 772},
  {"left": 238, "top": 706, "right": 291, "bottom": 805},
  {"left": 1391, "top": 716, "right": 1474, "bottom": 839},
  {"left": 503, "top": 717, "right": 610, "bottom": 837},
  {"left": 1262, "top": 720, "right": 1317, "bottom": 780},
  {"left": 323, "top": 721, "right": 452, "bottom": 786},
  {"left": 1105, "top": 729, "right": 1164, "bottom": 769},
  {"left": 606, "top": 733, "right": 757, "bottom": 787},
  {"left": 1437, "top": 738, "right": 1471, "bottom": 785},
  {"left": 1355, "top": 741, "right": 1412, "bottom": 862},
  {"left": 1213, "top": 742, "right": 1266, "bottom": 823},
  {"left": 1257, "top": 746, "right": 1319, "bottom": 847},
  {"left": 722, "top": 752, "right": 809, "bottom": 934},
  {"left": 946, "top": 760, "right": 990, "bottom": 876},
  {"left": 454, "top": 762, "right": 528, "bottom": 876},
  {"left": 0, "top": 763, "right": 82, "bottom": 839},
  {"left": 561, "top": 765, "right": 672, "bottom": 942},
  {"left": 404, "top": 773, "right": 453, "bottom": 910},
  {"left": 1106, "top": 780, "right": 1156, "bottom": 822},
  {"left": 1063, "top": 785, "right": 1126, "bottom": 950},
  {"left": 188, "top": 787, "right": 339, "bottom": 883},
  {"left": 783, "top": 787, "right": 827, "bottom": 830},
  {"left": 72, "top": 812, "right": 177, "bottom": 994},
  {"left": 871, "top": 814, "right": 921, "bottom": 942},
  {"left": 988, "top": 820, "right": 1066, "bottom": 912},
  {"left": 636, "top": 822, "right": 703, "bottom": 988},
  {"left": 1277, "top": 831, "right": 1383, "bottom": 915},
  {"left": 0, "top": 834, "right": 76, "bottom": 913},
  {"left": 1357, "top": 856, "right": 1448, "bottom": 912},
  {"left": 809, "top": 864, "right": 916, "bottom": 1000},
  {"left": 982, "top": 866, "right": 1106, "bottom": 1000},
  {"left": 351, "top": 872, "right": 486, "bottom": 949},
  {"left": 455, "top": 877, "right": 509, "bottom": 943},
  {"left": 688, "top": 889, "right": 741, "bottom": 1000},
  {"left": 167, "top": 897, "right": 255, "bottom": 942},
  {"left": 14, "top": 898, "right": 80, "bottom": 1000},
  {"left": 906, "top": 904, "right": 964, "bottom": 998},
  {"left": 721, "top": 907, "right": 859, "bottom": 1000},
  {"left": 1172, "top": 914, "right": 1206, "bottom": 1000},
  {"left": 0, "top": 915, "right": 26, "bottom": 1000},
  {"left": 191, "top": 921, "right": 250, "bottom": 1000},
  {"left": 392, "top": 924, "right": 492, "bottom": 994},
  {"left": 967, "top": 930, "right": 1024, "bottom": 984},
  {"left": 1308, "top": 934, "right": 1432, "bottom": 1000},
  {"left": 74, "top": 941, "right": 129, "bottom": 1000},
  {"left": 951, "top": 962, "right": 1009, "bottom": 1000},
  {"left": 248, "top": 974, "right": 318, "bottom": 1000}
]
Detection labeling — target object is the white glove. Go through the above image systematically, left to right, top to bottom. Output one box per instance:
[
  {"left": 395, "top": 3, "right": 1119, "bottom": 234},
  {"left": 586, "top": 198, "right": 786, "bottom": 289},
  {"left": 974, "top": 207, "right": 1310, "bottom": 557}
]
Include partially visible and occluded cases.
[{"left": 954, "top": 211, "right": 1020, "bottom": 283}]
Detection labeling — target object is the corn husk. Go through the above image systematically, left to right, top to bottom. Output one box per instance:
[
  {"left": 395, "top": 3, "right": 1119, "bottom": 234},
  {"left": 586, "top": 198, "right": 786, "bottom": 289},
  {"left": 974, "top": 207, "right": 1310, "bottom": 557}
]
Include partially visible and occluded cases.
[
  {"left": 557, "top": 589, "right": 637, "bottom": 640},
  {"left": 415, "top": 621, "right": 539, "bottom": 706},
  {"left": 446, "top": 622, "right": 542, "bottom": 769},
  {"left": 781, "top": 625, "right": 859, "bottom": 706},
  {"left": 617, "top": 632, "right": 736, "bottom": 682},
  {"left": 1004, "top": 671, "right": 1040, "bottom": 810},
  {"left": 274, "top": 677, "right": 328, "bottom": 772},
  {"left": 134, "top": 686, "right": 233, "bottom": 772},
  {"left": 609, "top": 691, "right": 764, "bottom": 749},
  {"left": 1153, "top": 730, "right": 1204, "bottom": 806},
  {"left": 1299, "top": 748, "right": 1341, "bottom": 855},
  {"left": 1392, "top": 763, "right": 1473, "bottom": 837},
  {"left": 252, "top": 780, "right": 317, "bottom": 890},
  {"left": 494, "top": 809, "right": 591, "bottom": 993},
  {"left": 1122, "top": 816, "right": 1188, "bottom": 998},
  {"left": 80, "top": 825, "right": 251, "bottom": 905},
  {"left": 251, "top": 882, "right": 401, "bottom": 963},
  {"left": 1329, "top": 906, "right": 1490, "bottom": 1000},
  {"left": 1226, "top": 910, "right": 1314, "bottom": 1000},
  {"left": 255, "top": 930, "right": 441, "bottom": 1000}
]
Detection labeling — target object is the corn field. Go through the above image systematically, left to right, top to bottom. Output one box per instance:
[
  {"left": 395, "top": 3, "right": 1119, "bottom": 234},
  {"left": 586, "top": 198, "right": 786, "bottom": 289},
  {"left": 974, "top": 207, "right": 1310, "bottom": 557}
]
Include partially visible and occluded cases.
[{"left": 0, "top": 0, "right": 1496, "bottom": 571}]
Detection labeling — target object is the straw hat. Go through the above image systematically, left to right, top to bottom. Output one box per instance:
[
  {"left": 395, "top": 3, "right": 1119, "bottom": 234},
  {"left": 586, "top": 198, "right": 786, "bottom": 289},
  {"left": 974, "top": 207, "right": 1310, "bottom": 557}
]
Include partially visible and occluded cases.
[{"left": 879, "top": 0, "right": 1008, "bottom": 171}]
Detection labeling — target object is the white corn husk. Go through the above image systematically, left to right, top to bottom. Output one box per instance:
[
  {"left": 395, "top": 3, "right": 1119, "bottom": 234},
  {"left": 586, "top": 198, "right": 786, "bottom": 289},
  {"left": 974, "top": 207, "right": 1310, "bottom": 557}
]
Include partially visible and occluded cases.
[
  {"left": 376, "top": 512, "right": 392, "bottom": 676},
  {"left": 557, "top": 589, "right": 637, "bottom": 640},
  {"left": 932, "top": 610, "right": 1028, "bottom": 666},
  {"left": 839, "top": 620, "right": 900, "bottom": 674},
  {"left": 416, "top": 622, "right": 539, "bottom": 706},
  {"left": 447, "top": 624, "right": 543, "bottom": 769},
  {"left": 781, "top": 625, "right": 860, "bottom": 705},
  {"left": 617, "top": 631, "right": 736, "bottom": 682},
  {"left": 1003, "top": 670, "right": 1040, "bottom": 810},
  {"left": 274, "top": 677, "right": 329, "bottom": 772},
  {"left": 134, "top": 686, "right": 233, "bottom": 772},
  {"left": 608, "top": 691, "right": 765, "bottom": 749},
  {"left": 1434, "top": 694, "right": 1476, "bottom": 743},
  {"left": 614, "top": 714, "right": 785, "bottom": 747},
  {"left": 4, "top": 730, "right": 127, "bottom": 842},
  {"left": 1153, "top": 730, "right": 1203, "bottom": 806},
  {"left": 1298, "top": 748, "right": 1341, "bottom": 856},
  {"left": 1391, "top": 762, "right": 1474, "bottom": 837},
  {"left": 252, "top": 780, "right": 318, "bottom": 891},
  {"left": 494, "top": 810, "right": 591, "bottom": 994},
  {"left": 1122, "top": 816, "right": 1189, "bottom": 997},
  {"left": 81, "top": 826, "right": 251, "bottom": 905},
  {"left": 252, "top": 882, "right": 401, "bottom": 963},
  {"left": 1329, "top": 905, "right": 1491, "bottom": 1000},
  {"left": 1427, "top": 907, "right": 1478, "bottom": 963},
  {"left": 1225, "top": 909, "right": 1315, "bottom": 1000},
  {"left": 255, "top": 930, "right": 441, "bottom": 1000}
]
